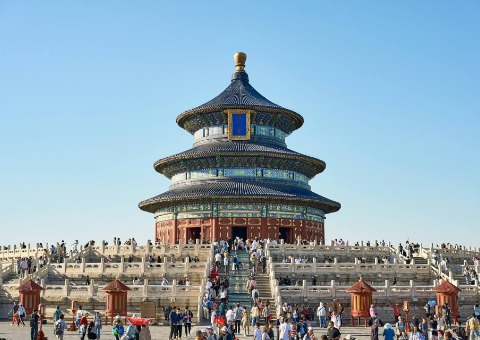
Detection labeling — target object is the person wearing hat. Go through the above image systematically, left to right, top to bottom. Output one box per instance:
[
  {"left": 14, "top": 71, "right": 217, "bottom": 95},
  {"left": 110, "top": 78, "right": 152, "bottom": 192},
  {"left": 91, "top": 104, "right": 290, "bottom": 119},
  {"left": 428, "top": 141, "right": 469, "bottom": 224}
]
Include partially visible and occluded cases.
[
  {"left": 112, "top": 315, "right": 124, "bottom": 340},
  {"left": 383, "top": 323, "right": 395, "bottom": 340},
  {"left": 205, "top": 326, "right": 217, "bottom": 340},
  {"left": 217, "top": 326, "right": 228, "bottom": 340},
  {"left": 304, "top": 326, "right": 318, "bottom": 340}
]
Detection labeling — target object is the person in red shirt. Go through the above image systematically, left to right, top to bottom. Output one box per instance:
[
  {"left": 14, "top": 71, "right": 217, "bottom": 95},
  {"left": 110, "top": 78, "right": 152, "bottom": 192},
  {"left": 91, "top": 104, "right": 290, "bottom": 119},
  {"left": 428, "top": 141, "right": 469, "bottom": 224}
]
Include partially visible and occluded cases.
[
  {"left": 391, "top": 304, "right": 401, "bottom": 322},
  {"left": 79, "top": 312, "right": 89, "bottom": 340}
]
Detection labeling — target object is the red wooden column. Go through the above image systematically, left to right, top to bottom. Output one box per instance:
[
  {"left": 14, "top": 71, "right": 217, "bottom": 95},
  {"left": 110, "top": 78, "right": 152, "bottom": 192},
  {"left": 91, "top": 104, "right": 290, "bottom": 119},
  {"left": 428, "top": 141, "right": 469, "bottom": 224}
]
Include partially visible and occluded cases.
[
  {"left": 17, "top": 279, "right": 43, "bottom": 315},
  {"left": 102, "top": 279, "right": 131, "bottom": 324},
  {"left": 347, "top": 279, "right": 376, "bottom": 327},
  {"left": 433, "top": 279, "right": 461, "bottom": 324}
]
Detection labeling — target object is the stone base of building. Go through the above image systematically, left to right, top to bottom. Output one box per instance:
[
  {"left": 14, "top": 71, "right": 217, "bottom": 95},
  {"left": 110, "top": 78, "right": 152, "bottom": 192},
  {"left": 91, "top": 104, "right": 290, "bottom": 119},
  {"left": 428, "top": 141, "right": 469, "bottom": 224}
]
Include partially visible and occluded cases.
[{"left": 155, "top": 217, "right": 324, "bottom": 245}]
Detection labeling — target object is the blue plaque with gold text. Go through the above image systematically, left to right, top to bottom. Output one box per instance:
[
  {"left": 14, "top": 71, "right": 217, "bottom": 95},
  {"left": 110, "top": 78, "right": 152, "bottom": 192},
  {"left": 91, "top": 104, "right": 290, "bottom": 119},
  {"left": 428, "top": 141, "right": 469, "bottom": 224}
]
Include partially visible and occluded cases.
[{"left": 227, "top": 110, "right": 251, "bottom": 140}]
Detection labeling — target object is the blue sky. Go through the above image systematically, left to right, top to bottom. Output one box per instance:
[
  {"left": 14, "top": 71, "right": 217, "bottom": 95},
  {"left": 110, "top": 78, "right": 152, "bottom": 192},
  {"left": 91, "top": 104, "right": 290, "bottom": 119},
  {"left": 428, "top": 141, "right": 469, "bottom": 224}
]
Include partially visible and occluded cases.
[{"left": 0, "top": 2, "right": 479, "bottom": 249}]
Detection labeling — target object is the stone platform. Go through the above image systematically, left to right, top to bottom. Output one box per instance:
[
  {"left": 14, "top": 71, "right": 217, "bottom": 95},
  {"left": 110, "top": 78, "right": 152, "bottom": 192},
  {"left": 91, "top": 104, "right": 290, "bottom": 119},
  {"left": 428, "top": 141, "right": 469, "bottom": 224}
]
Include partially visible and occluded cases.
[{"left": 0, "top": 321, "right": 373, "bottom": 340}]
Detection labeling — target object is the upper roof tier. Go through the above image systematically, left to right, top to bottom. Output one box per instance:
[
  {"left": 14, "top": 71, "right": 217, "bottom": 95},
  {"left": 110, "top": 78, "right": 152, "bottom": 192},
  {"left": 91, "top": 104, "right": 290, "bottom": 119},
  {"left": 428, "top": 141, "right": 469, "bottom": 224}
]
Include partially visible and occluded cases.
[{"left": 176, "top": 52, "right": 304, "bottom": 135}]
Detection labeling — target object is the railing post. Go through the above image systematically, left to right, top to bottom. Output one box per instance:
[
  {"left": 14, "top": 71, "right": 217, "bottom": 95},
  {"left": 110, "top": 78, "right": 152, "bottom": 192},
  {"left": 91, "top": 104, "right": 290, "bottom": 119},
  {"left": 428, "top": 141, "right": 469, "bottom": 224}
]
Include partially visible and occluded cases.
[
  {"left": 129, "top": 240, "right": 135, "bottom": 256},
  {"left": 146, "top": 240, "right": 151, "bottom": 254},
  {"left": 81, "top": 257, "right": 86, "bottom": 273},
  {"left": 100, "top": 257, "right": 105, "bottom": 273},
  {"left": 120, "top": 257, "right": 124, "bottom": 273},
  {"left": 141, "top": 257, "right": 145, "bottom": 273},
  {"left": 143, "top": 278, "right": 149, "bottom": 298},
  {"left": 64, "top": 279, "right": 69, "bottom": 296},
  {"left": 89, "top": 279, "right": 94, "bottom": 297},
  {"left": 331, "top": 280, "right": 336, "bottom": 299}
]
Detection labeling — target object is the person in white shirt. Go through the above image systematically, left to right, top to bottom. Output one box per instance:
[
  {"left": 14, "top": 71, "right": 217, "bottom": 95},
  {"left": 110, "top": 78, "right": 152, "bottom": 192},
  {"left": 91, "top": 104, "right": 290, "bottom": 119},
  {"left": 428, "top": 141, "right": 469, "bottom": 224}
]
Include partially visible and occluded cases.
[
  {"left": 215, "top": 252, "right": 222, "bottom": 267},
  {"left": 223, "top": 256, "right": 229, "bottom": 274},
  {"left": 295, "top": 257, "right": 302, "bottom": 264},
  {"left": 132, "top": 277, "right": 139, "bottom": 285},
  {"left": 317, "top": 302, "right": 326, "bottom": 328},
  {"left": 75, "top": 306, "right": 83, "bottom": 327},
  {"left": 226, "top": 307, "right": 234, "bottom": 328},
  {"left": 279, "top": 317, "right": 291, "bottom": 340},
  {"left": 253, "top": 322, "right": 262, "bottom": 340}
]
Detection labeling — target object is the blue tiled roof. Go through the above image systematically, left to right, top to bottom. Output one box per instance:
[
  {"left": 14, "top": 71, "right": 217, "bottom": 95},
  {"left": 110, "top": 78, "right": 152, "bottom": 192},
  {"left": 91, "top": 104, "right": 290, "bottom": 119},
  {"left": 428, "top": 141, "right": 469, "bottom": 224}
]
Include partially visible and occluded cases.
[
  {"left": 176, "top": 71, "right": 304, "bottom": 132},
  {"left": 189, "top": 73, "right": 284, "bottom": 111},
  {"left": 154, "top": 141, "right": 325, "bottom": 172},
  {"left": 169, "top": 141, "right": 302, "bottom": 157},
  {"left": 138, "top": 180, "right": 341, "bottom": 214}
]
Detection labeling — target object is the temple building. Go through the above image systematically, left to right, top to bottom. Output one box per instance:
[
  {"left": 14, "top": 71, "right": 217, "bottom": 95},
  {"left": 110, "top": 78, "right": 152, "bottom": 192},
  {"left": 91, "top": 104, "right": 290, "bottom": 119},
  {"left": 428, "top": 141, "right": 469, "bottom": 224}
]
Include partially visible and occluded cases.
[{"left": 139, "top": 52, "right": 341, "bottom": 244}]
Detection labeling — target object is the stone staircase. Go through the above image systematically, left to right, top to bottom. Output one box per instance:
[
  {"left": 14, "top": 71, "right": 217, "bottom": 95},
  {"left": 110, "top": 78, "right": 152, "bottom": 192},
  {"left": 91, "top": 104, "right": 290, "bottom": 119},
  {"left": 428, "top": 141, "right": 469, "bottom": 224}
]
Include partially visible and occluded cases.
[
  {"left": 226, "top": 250, "right": 275, "bottom": 324},
  {"left": 227, "top": 250, "right": 251, "bottom": 309}
]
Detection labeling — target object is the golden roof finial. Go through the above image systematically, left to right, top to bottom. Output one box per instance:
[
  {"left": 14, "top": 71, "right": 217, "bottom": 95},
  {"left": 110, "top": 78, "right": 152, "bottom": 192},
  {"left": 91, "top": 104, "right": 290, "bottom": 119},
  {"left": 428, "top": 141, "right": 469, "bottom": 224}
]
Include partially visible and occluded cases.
[{"left": 234, "top": 52, "right": 247, "bottom": 72}]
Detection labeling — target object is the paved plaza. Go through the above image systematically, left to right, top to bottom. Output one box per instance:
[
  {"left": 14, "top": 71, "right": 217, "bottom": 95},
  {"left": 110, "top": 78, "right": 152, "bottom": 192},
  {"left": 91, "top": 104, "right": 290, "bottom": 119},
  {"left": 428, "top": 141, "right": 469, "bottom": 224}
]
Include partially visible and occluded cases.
[{"left": 0, "top": 321, "right": 373, "bottom": 340}]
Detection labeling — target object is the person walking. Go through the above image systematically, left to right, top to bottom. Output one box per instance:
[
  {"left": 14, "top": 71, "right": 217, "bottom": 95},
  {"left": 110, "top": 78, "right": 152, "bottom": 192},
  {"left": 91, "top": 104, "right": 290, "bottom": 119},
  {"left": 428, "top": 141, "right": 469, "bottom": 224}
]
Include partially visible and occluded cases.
[
  {"left": 8, "top": 302, "right": 19, "bottom": 326},
  {"left": 317, "top": 302, "right": 327, "bottom": 328},
  {"left": 17, "top": 303, "right": 26, "bottom": 326},
  {"left": 233, "top": 303, "right": 242, "bottom": 333},
  {"left": 251, "top": 304, "right": 260, "bottom": 328},
  {"left": 184, "top": 306, "right": 193, "bottom": 337},
  {"left": 242, "top": 307, "right": 250, "bottom": 337},
  {"left": 30, "top": 308, "right": 39, "bottom": 340},
  {"left": 94, "top": 311, "right": 102, "bottom": 340},
  {"left": 79, "top": 312, "right": 89, "bottom": 340},
  {"left": 54, "top": 314, "right": 67, "bottom": 340},
  {"left": 466, "top": 315, "right": 480, "bottom": 340},
  {"left": 279, "top": 317, "right": 291, "bottom": 340},
  {"left": 371, "top": 319, "right": 379, "bottom": 340}
]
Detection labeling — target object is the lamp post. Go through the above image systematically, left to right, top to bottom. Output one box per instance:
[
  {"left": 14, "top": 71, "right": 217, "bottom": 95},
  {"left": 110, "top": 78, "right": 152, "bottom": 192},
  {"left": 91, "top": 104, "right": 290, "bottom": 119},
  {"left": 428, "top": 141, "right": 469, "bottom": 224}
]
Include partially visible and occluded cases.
[
  {"left": 67, "top": 300, "right": 77, "bottom": 331},
  {"left": 403, "top": 301, "right": 410, "bottom": 333},
  {"left": 37, "top": 303, "right": 48, "bottom": 340}
]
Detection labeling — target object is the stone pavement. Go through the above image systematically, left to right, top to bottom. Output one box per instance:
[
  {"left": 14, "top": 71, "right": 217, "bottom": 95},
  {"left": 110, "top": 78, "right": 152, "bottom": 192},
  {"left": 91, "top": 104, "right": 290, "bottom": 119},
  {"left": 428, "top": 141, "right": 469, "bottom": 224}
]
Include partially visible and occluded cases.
[{"left": 0, "top": 321, "right": 373, "bottom": 340}]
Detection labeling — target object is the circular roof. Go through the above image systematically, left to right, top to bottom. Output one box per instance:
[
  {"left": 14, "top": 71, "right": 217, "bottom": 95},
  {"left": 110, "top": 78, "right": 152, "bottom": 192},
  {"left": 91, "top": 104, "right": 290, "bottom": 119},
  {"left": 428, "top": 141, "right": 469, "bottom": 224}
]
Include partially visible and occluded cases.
[
  {"left": 176, "top": 53, "right": 304, "bottom": 132},
  {"left": 139, "top": 179, "right": 341, "bottom": 214}
]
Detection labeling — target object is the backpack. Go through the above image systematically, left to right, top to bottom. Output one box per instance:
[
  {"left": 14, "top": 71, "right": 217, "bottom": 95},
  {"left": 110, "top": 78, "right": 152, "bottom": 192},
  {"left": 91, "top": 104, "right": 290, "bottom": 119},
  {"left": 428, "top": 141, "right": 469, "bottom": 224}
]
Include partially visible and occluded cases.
[
  {"left": 472, "top": 318, "right": 479, "bottom": 330},
  {"left": 54, "top": 322, "right": 63, "bottom": 335}
]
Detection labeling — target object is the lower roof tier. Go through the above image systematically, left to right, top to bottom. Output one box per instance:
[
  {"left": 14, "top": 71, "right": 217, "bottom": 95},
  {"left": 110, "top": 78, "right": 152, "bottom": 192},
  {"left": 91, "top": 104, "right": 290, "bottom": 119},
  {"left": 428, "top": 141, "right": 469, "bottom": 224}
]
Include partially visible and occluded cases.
[
  {"left": 154, "top": 141, "right": 326, "bottom": 179},
  {"left": 138, "top": 179, "right": 341, "bottom": 214}
]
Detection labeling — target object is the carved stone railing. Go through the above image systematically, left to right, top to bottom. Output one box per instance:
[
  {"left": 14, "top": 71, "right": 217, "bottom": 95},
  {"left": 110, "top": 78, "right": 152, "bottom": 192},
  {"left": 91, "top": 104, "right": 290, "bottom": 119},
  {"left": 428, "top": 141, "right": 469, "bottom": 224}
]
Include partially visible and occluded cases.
[
  {"left": 266, "top": 244, "right": 392, "bottom": 259},
  {"left": 46, "top": 260, "right": 207, "bottom": 278},
  {"left": 270, "top": 260, "right": 431, "bottom": 277},
  {"left": 0, "top": 261, "right": 15, "bottom": 281},
  {"left": 276, "top": 280, "right": 479, "bottom": 301},
  {"left": 1, "top": 281, "right": 202, "bottom": 300}
]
